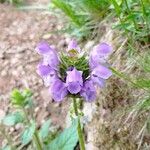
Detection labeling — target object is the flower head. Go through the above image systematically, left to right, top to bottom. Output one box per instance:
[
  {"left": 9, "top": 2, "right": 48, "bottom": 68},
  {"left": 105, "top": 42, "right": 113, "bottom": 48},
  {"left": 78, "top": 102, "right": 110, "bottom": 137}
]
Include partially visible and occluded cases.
[{"left": 36, "top": 40, "right": 112, "bottom": 102}]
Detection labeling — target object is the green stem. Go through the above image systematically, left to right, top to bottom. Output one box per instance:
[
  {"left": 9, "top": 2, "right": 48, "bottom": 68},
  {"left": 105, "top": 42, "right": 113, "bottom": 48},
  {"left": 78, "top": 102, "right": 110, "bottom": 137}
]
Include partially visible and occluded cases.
[
  {"left": 124, "top": 0, "right": 138, "bottom": 30},
  {"left": 73, "top": 97, "right": 85, "bottom": 150},
  {"left": 22, "top": 107, "right": 43, "bottom": 150},
  {"left": 33, "top": 131, "right": 43, "bottom": 150}
]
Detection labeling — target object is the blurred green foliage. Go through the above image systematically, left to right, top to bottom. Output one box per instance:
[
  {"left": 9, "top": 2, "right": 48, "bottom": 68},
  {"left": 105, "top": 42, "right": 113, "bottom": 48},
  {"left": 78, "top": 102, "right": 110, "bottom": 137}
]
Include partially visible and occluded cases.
[
  {"left": 0, "top": 0, "right": 23, "bottom": 6},
  {"left": 51, "top": 0, "right": 110, "bottom": 39},
  {"left": 0, "top": 89, "right": 78, "bottom": 150}
]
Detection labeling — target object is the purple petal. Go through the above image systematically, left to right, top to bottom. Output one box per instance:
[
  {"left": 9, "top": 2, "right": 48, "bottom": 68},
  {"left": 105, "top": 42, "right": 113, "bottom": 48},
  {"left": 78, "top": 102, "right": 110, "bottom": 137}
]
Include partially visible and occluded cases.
[
  {"left": 67, "top": 39, "right": 80, "bottom": 53},
  {"left": 36, "top": 41, "right": 54, "bottom": 55},
  {"left": 89, "top": 42, "right": 112, "bottom": 69},
  {"left": 93, "top": 43, "right": 112, "bottom": 57},
  {"left": 43, "top": 52, "right": 59, "bottom": 69},
  {"left": 37, "top": 64, "right": 55, "bottom": 77},
  {"left": 91, "top": 65, "right": 112, "bottom": 79},
  {"left": 66, "top": 68, "right": 83, "bottom": 86},
  {"left": 91, "top": 76, "right": 105, "bottom": 87},
  {"left": 50, "top": 79, "right": 68, "bottom": 102},
  {"left": 80, "top": 80, "right": 96, "bottom": 102},
  {"left": 67, "top": 82, "right": 81, "bottom": 94}
]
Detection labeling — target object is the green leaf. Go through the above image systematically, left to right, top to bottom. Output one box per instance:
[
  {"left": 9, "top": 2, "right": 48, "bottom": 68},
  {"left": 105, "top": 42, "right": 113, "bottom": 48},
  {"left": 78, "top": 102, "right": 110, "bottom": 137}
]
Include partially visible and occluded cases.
[
  {"left": 135, "top": 79, "right": 150, "bottom": 88},
  {"left": 11, "top": 89, "right": 25, "bottom": 106},
  {"left": 11, "top": 89, "right": 33, "bottom": 107},
  {"left": 3, "top": 112, "right": 23, "bottom": 126},
  {"left": 39, "top": 119, "right": 51, "bottom": 139},
  {"left": 47, "top": 119, "right": 78, "bottom": 150},
  {"left": 21, "top": 121, "right": 36, "bottom": 145}
]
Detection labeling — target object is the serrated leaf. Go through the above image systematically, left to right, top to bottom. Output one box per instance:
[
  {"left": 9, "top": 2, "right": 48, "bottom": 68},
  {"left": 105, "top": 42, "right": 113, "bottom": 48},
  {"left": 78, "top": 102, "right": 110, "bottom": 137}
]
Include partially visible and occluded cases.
[
  {"left": 11, "top": 89, "right": 25, "bottom": 106},
  {"left": 3, "top": 112, "right": 23, "bottom": 126},
  {"left": 39, "top": 119, "right": 51, "bottom": 139},
  {"left": 47, "top": 119, "right": 78, "bottom": 150},
  {"left": 21, "top": 121, "right": 36, "bottom": 145}
]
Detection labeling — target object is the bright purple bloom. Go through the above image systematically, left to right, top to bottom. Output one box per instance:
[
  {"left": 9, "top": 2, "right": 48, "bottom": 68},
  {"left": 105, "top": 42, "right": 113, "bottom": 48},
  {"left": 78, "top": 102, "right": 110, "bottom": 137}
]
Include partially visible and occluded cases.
[
  {"left": 67, "top": 39, "right": 80, "bottom": 53},
  {"left": 36, "top": 40, "right": 112, "bottom": 102},
  {"left": 36, "top": 41, "right": 54, "bottom": 55},
  {"left": 36, "top": 41, "right": 59, "bottom": 69},
  {"left": 89, "top": 43, "right": 112, "bottom": 69},
  {"left": 93, "top": 43, "right": 112, "bottom": 56},
  {"left": 43, "top": 53, "right": 59, "bottom": 70},
  {"left": 37, "top": 63, "right": 56, "bottom": 87},
  {"left": 37, "top": 63, "right": 55, "bottom": 77},
  {"left": 91, "top": 65, "right": 112, "bottom": 87},
  {"left": 92, "top": 65, "right": 112, "bottom": 79},
  {"left": 66, "top": 68, "right": 83, "bottom": 94},
  {"left": 91, "top": 76, "right": 105, "bottom": 88},
  {"left": 50, "top": 79, "right": 68, "bottom": 102},
  {"left": 80, "top": 80, "right": 96, "bottom": 102}
]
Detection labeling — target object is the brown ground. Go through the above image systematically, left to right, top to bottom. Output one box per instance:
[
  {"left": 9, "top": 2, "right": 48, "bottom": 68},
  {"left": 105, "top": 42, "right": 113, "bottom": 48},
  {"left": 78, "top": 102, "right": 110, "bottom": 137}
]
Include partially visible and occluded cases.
[{"left": 0, "top": 1, "right": 70, "bottom": 147}]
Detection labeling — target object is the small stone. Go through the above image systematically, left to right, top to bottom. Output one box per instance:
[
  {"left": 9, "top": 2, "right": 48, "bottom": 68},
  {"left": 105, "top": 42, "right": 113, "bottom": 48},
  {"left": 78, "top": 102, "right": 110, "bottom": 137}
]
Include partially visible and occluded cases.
[
  {"left": 42, "top": 34, "right": 51, "bottom": 40},
  {"left": 1, "top": 70, "right": 7, "bottom": 76},
  {"left": 35, "top": 107, "right": 40, "bottom": 113},
  {"left": 0, "top": 109, "right": 5, "bottom": 122},
  {"left": 15, "top": 123, "right": 23, "bottom": 130},
  {"left": 10, "top": 127, "right": 15, "bottom": 132}
]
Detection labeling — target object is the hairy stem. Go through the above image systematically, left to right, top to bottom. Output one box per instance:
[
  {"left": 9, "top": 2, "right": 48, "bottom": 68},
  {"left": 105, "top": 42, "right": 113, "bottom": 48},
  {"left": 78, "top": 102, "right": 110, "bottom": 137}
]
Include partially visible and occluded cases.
[{"left": 73, "top": 97, "right": 85, "bottom": 150}]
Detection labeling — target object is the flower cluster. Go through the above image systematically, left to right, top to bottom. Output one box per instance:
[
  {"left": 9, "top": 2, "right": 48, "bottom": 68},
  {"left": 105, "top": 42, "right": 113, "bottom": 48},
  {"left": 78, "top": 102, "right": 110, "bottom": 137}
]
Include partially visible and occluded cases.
[{"left": 36, "top": 40, "right": 112, "bottom": 102}]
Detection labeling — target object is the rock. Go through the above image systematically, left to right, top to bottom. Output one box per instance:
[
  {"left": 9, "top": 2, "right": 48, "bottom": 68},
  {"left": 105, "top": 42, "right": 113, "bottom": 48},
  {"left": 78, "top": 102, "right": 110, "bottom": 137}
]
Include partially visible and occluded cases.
[
  {"left": 42, "top": 34, "right": 51, "bottom": 40},
  {"left": 1, "top": 70, "right": 7, "bottom": 77},
  {"left": 15, "top": 123, "right": 23, "bottom": 130},
  {"left": 86, "top": 143, "right": 99, "bottom": 150}
]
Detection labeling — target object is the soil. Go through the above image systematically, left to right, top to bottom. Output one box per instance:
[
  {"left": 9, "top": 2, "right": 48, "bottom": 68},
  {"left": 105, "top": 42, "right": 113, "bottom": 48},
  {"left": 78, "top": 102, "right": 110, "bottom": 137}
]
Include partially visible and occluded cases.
[{"left": 0, "top": 1, "right": 70, "bottom": 147}]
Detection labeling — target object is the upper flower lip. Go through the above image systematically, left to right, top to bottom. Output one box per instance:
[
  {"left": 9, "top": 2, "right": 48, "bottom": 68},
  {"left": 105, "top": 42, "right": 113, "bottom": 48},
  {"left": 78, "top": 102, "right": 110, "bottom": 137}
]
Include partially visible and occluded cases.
[
  {"left": 67, "top": 39, "right": 81, "bottom": 54},
  {"left": 35, "top": 41, "right": 55, "bottom": 55},
  {"left": 92, "top": 42, "right": 112, "bottom": 56},
  {"left": 91, "top": 65, "right": 112, "bottom": 79},
  {"left": 66, "top": 67, "right": 83, "bottom": 94},
  {"left": 66, "top": 68, "right": 83, "bottom": 86}
]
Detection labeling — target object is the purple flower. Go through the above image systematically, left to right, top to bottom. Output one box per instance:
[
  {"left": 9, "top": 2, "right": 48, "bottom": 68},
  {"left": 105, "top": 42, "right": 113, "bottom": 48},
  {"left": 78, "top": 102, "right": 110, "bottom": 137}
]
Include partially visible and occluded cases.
[
  {"left": 67, "top": 39, "right": 80, "bottom": 52},
  {"left": 36, "top": 40, "right": 112, "bottom": 102},
  {"left": 67, "top": 40, "right": 81, "bottom": 57},
  {"left": 36, "top": 41, "right": 54, "bottom": 55},
  {"left": 36, "top": 42, "right": 59, "bottom": 69},
  {"left": 89, "top": 43, "right": 112, "bottom": 68},
  {"left": 93, "top": 43, "right": 112, "bottom": 56},
  {"left": 43, "top": 53, "right": 59, "bottom": 70},
  {"left": 37, "top": 63, "right": 56, "bottom": 87},
  {"left": 37, "top": 63, "right": 55, "bottom": 77},
  {"left": 91, "top": 65, "right": 112, "bottom": 87},
  {"left": 92, "top": 65, "right": 112, "bottom": 79},
  {"left": 66, "top": 68, "right": 83, "bottom": 94},
  {"left": 91, "top": 76, "right": 105, "bottom": 88},
  {"left": 50, "top": 79, "right": 68, "bottom": 102},
  {"left": 80, "top": 80, "right": 96, "bottom": 102}
]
